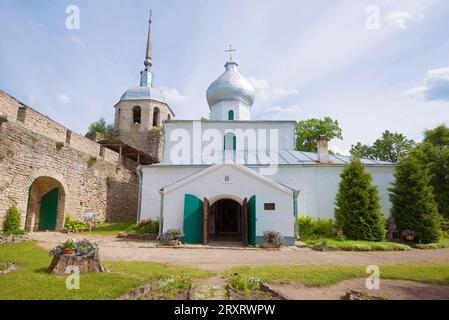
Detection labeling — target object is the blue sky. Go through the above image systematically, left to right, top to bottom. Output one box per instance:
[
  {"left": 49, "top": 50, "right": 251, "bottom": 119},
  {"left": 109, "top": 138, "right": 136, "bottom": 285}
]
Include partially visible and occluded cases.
[{"left": 1, "top": 0, "right": 448, "bottom": 154}]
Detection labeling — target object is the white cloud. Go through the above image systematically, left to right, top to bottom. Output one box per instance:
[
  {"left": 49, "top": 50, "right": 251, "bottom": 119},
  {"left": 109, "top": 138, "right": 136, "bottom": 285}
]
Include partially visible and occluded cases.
[
  {"left": 385, "top": 10, "right": 424, "bottom": 29},
  {"left": 70, "top": 35, "right": 86, "bottom": 47},
  {"left": 405, "top": 67, "right": 449, "bottom": 102},
  {"left": 248, "top": 77, "right": 298, "bottom": 100},
  {"left": 161, "top": 87, "right": 187, "bottom": 104},
  {"left": 57, "top": 93, "right": 72, "bottom": 104},
  {"left": 260, "top": 105, "right": 302, "bottom": 120},
  {"left": 265, "top": 105, "right": 301, "bottom": 113},
  {"left": 329, "top": 144, "right": 350, "bottom": 156}
]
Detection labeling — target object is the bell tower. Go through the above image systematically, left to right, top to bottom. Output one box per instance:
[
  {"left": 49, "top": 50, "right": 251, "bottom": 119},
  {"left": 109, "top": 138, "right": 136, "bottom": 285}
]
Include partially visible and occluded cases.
[{"left": 113, "top": 12, "right": 174, "bottom": 162}]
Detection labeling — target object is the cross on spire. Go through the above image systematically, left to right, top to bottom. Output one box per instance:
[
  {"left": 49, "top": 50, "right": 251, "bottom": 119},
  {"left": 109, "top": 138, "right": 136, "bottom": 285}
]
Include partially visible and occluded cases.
[{"left": 225, "top": 44, "right": 236, "bottom": 61}]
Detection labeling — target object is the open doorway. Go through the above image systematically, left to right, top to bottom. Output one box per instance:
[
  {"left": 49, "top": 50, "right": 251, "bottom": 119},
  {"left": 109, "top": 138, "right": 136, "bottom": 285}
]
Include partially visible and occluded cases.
[{"left": 209, "top": 199, "right": 243, "bottom": 242}]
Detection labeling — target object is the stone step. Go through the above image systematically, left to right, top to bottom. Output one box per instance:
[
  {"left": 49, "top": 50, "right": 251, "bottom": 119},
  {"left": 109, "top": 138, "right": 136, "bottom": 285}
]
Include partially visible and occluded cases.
[{"left": 191, "top": 277, "right": 227, "bottom": 300}]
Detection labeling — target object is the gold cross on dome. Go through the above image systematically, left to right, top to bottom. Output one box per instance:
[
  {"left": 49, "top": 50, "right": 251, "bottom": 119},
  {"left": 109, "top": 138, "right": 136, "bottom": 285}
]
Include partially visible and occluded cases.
[{"left": 225, "top": 44, "right": 236, "bottom": 61}]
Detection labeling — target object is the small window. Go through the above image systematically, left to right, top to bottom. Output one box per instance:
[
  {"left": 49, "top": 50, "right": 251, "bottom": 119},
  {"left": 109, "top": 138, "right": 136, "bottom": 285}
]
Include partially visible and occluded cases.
[
  {"left": 133, "top": 106, "right": 141, "bottom": 124},
  {"left": 153, "top": 107, "right": 160, "bottom": 127},
  {"left": 228, "top": 110, "right": 234, "bottom": 121},
  {"left": 167, "top": 114, "right": 171, "bottom": 121},
  {"left": 65, "top": 130, "right": 72, "bottom": 144},
  {"left": 224, "top": 133, "right": 236, "bottom": 150},
  {"left": 223, "top": 175, "right": 231, "bottom": 183},
  {"left": 264, "top": 203, "right": 276, "bottom": 211}
]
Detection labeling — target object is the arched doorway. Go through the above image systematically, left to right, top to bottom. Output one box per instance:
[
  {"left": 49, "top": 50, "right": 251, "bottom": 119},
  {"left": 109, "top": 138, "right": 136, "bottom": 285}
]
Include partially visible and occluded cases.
[
  {"left": 25, "top": 177, "right": 66, "bottom": 231},
  {"left": 209, "top": 199, "right": 243, "bottom": 242}
]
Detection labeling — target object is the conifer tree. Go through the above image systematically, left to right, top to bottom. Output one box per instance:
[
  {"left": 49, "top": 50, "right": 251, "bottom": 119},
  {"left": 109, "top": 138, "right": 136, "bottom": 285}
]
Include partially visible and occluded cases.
[
  {"left": 389, "top": 154, "right": 441, "bottom": 243},
  {"left": 335, "top": 158, "right": 386, "bottom": 241},
  {"left": 3, "top": 203, "right": 21, "bottom": 234}
]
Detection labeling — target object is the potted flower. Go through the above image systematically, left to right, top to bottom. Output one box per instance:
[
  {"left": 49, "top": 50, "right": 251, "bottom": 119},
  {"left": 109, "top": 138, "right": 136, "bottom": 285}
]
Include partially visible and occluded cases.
[
  {"left": 163, "top": 229, "right": 184, "bottom": 246},
  {"left": 401, "top": 230, "right": 416, "bottom": 243},
  {"left": 63, "top": 239, "right": 76, "bottom": 255}
]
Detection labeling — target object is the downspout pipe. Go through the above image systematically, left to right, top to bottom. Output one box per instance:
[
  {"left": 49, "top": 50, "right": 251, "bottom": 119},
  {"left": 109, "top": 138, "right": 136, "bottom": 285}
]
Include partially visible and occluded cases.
[
  {"left": 136, "top": 165, "right": 143, "bottom": 223},
  {"left": 158, "top": 188, "right": 164, "bottom": 238},
  {"left": 293, "top": 190, "right": 300, "bottom": 240}
]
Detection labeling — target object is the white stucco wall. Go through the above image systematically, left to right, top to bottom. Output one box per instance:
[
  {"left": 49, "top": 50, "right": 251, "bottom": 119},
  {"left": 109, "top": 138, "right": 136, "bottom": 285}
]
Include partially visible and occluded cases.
[
  {"left": 161, "top": 120, "right": 297, "bottom": 164},
  {"left": 140, "top": 164, "right": 395, "bottom": 233}
]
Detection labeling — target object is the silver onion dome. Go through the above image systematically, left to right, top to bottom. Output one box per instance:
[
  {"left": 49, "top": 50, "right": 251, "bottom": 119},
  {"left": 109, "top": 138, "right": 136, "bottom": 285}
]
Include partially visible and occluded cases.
[{"left": 206, "top": 61, "right": 255, "bottom": 109}]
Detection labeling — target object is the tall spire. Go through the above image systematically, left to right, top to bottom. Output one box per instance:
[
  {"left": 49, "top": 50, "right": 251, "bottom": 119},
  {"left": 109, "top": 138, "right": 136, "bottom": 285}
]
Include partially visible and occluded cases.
[
  {"left": 144, "top": 10, "right": 153, "bottom": 70},
  {"left": 140, "top": 11, "right": 153, "bottom": 87}
]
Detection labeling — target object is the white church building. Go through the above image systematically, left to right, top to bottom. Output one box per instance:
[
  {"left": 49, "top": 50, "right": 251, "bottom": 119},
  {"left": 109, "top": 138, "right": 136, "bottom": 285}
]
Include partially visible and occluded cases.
[{"left": 129, "top": 17, "right": 395, "bottom": 246}]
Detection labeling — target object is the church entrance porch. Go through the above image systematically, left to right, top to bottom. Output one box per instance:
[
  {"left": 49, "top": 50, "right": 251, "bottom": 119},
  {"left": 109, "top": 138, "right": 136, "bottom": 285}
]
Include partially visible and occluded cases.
[{"left": 209, "top": 199, "right": 243, "bottom": 243}]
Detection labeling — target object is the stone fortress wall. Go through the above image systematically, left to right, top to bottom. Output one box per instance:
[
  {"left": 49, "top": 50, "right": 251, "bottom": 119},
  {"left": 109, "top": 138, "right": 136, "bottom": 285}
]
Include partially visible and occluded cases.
[{"left": 0, "top": 91, "right": 139, "bottom": 231}]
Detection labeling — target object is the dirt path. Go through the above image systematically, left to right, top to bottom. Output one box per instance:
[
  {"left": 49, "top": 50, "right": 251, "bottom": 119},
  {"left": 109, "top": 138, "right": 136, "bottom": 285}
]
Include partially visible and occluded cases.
[
  {"left": 32, "top": 232, "right": 449, "bottom": 271},
  {"left": 268, "top": 279, "right": 449, "bottom": 300}
]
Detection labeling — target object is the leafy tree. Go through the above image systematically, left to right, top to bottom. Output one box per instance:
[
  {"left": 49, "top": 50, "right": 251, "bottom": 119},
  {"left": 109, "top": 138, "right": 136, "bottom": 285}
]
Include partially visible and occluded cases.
[
  {"left": 295, "top": 117, "right": 343, "bottom": 152},
  {"left": 87, "top": 118, "right": 113, "bottom": 137},
  {"left": 424, "top": 123, "right": 449, "bottom": 148},
  {"left": 350, "top": 131, "right": 415, "bottom": 162},
  {"left": 350, "top": 142, "right": 373, "bottom": 159},
  {"left": 413, "top": 142, "right": 449, "bottom": 218},
  {"left": 389, "top": 154, "right": 441, "bottom": 243},
  {"left": 335, "top": 158, "right": 386, "bottom": 241},
  {"left": 3, "top": 203, "right": 21, "bottom": 234}
]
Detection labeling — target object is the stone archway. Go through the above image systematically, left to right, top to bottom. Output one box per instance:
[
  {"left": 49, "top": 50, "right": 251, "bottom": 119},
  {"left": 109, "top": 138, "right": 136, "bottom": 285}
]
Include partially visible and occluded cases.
[{"left": 25, "top": 174, "right": 67, "bottom": 232}]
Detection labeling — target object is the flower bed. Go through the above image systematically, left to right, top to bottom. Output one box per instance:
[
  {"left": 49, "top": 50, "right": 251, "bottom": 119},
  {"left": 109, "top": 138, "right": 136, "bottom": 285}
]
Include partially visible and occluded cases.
[
  {"left": 117, "top": 219, "right": 159, "bottom": 240},
  {"left": 48, "top": 239, "right": 107, "bottom": 275},
  {"left": 50, "top": 239, "right": 99, "bottom": 257}
]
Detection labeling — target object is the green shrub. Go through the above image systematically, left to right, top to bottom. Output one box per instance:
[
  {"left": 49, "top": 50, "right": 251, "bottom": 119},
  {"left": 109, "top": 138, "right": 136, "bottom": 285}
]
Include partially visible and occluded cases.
[
  {"left": 389, "top": 154, "right": 441, "bottom": 244},
  {"left": 335, "top": 158, "right": 386, "bottom": 241},
  {"left": 3, "top": 204, "right": 22, "bottom": 234},
  {"left": 64, "top": 216, "right": 88, "bottom": 232},
  {"left": 297, "top": 216, "right": 336, "bottom": 240},
  {"left": 126, "top": 219, "right": 159, "bottom": 234}
]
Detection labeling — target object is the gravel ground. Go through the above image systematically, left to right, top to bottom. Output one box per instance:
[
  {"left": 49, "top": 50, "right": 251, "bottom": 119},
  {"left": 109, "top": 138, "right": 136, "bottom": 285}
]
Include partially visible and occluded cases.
[
  {"left": 32, "top": 232, "right": 449, "bottom": 271},
  {"left": 268, "top": 279, "right": 449, "bottom": 300}
]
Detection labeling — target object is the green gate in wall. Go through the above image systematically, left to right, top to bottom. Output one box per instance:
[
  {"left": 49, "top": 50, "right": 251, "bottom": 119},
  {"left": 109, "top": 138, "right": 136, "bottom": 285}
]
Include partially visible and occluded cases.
[
  {"left": 38, "top": 188, "right": 59, "bottom": 231},
  {"left": 183, "top": 194, "right": 203, "bottom": 244},
  {"left": 248, "top": 195, "right": 256, "bottom": 246}
]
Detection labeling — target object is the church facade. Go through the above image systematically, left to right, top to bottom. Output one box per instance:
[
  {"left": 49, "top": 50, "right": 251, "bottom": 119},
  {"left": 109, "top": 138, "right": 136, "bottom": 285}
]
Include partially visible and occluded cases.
[{"left": 138, "top": 45, "right": 395, "bottom": 245}]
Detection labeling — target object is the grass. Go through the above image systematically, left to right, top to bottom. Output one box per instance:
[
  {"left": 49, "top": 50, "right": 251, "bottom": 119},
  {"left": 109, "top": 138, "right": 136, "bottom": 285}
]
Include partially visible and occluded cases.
[
  {"left": 84, "top": 220, "right": 135, "bottom": 235},
  {"left": 413, "top": 237, "right": 449, "bottom": 249},
  {"left": 304, "top": 238, "right": 411, "bottom": 251},
  {"left": 0, "top": 241, "right": 213, "bottom": 300},
  {"left": 0, "top": 260, "right": 11, "bottom": 271},
  {"left": 230, "top": 264, "right": 449, "bottom": 288}
]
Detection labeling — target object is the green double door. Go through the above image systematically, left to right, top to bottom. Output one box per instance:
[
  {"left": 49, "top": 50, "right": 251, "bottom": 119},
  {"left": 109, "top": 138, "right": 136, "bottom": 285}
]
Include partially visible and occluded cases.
[
  {"left": 38, "top": 188, "right": 59, "bottom": 231},
  {"left": 183, "top": 194, "right": 256, "bottom": 245}
]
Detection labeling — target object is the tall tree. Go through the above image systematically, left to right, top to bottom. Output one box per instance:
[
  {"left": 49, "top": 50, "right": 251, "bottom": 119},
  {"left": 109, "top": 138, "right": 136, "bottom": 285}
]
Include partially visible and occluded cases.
[
  {"left": 295, "top": 117, "right": 343, "bottom": 152},
  {"left": 87, "top": 118, "right": 113, "bottom": 137},
  {"left": 424, "top": 123, "right": 449, "bottom": 148},
  {"left": 350, "top": 130, "right": 415, "bottom": 162},
  {"left": 350, "top": 142, "right": 373, "bottom": 159},
  {"left": 413, "top": 142, "right": 449, "bottom": 218},
  {"left": 389, "top": 153, "right": 441, "bottom": 243},
  {"left": 335, "top": 158, "right": 386, "bottom": 241}
]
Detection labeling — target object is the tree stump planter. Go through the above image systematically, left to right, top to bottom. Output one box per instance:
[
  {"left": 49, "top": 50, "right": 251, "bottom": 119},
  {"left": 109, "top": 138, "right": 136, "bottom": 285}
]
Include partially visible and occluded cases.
[{"left": 48, "top": 254, "right": 109, "bottom": 276}]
